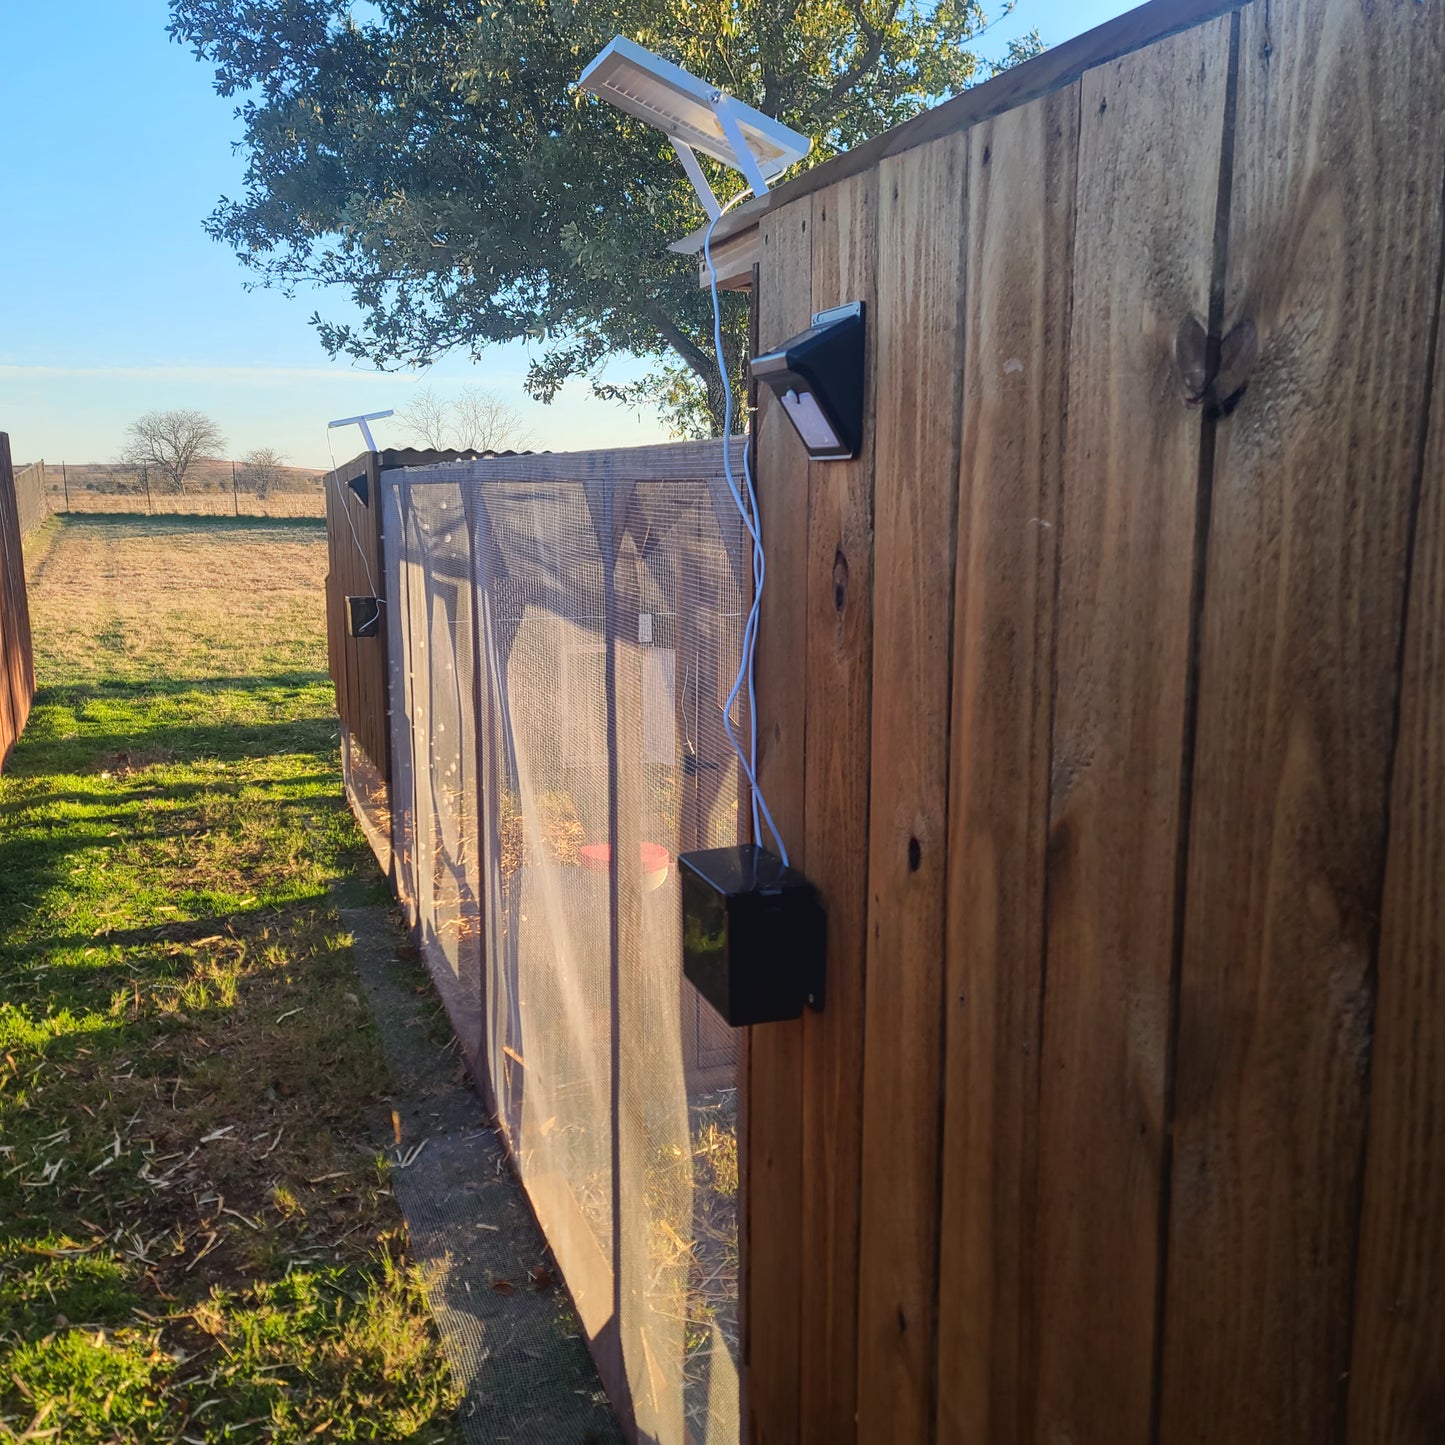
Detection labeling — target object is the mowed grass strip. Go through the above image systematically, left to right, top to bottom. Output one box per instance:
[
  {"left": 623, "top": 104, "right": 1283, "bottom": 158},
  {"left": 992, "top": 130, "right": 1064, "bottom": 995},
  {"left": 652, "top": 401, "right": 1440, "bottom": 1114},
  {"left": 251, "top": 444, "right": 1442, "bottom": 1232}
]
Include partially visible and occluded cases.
[{"left": 0, "top": 517, "right": 460, "bottom": 1443}]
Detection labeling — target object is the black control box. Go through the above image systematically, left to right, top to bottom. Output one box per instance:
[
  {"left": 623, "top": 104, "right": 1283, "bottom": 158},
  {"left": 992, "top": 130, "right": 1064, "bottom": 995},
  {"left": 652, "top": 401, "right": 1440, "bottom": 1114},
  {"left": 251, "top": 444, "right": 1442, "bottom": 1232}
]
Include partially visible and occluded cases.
[
  {"left": 347, "top": 595, "right": 382, "bottom": 638},
  {"left": 679, "top": 845, "right": 826, "bottom": 1027}
]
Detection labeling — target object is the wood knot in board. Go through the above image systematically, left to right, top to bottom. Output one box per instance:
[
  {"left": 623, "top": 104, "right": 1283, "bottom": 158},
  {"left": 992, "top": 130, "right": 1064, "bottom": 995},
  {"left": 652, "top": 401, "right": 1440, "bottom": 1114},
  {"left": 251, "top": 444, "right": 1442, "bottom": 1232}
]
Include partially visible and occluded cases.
[
  {"left": 1173, "top": 314, "right": 1258, "bottom": 416},
  {"left": 1174, "top": 314, "right": 1210, "bottom": 405},
  {"left": 1214, "top": 320, "right": 1258, "bottom": 415},
  {"left": 832, "top": 547, "right": 849, "bottom": 613},
  {"left": 908, "top": 836, "right": 922, "bottom": 873}
]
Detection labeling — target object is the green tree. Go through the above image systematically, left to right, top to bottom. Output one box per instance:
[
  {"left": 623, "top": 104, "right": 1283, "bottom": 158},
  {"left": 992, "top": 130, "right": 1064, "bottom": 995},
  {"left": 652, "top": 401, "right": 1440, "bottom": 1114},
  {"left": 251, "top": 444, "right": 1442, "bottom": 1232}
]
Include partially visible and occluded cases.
[{"left": 169, "top": 0, "right": 1035, "bottom": 434}]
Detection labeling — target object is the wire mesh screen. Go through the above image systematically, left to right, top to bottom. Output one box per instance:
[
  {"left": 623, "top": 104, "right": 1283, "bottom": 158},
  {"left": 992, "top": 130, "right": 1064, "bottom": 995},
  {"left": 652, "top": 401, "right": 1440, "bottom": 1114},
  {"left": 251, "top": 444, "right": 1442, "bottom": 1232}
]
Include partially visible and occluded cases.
[
  {"left": 384, "top": 446, "right": 747, "bottom": 1444},
  {"left": 386, "top": 481, "right": 485, "bottom": 1071},
  {"left": 341, "top": 723, "right": 392, "bottom": 878}
]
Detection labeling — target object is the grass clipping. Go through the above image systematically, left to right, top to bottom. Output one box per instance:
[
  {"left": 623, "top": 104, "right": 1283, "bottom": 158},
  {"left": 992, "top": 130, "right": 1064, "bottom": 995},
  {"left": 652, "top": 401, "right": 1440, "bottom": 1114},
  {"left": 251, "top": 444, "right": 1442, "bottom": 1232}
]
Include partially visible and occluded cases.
[{"left": 0, "top": 517, "right": 460, "bottom": 1443}]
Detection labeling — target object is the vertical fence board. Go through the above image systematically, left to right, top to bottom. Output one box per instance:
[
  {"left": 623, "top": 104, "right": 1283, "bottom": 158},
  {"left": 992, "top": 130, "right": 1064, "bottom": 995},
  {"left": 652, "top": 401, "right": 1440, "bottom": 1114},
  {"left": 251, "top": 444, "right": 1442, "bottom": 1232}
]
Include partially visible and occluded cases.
[
  {"left": 1161, "top": 1, "right": 1445, "bottom": 1440},
  {"left": 1034, "top": 20, "right": 1232, "bottom": 1445},
  {"left": 934, "top": 84, "right": 1078, "bottom": 1445},
  {"left": 854, "top": 130, "right": 968, "bottom": 1445},
  {"left": 797, "top": 170, "right": 878, "bottom": 1445},
  {"left": 746, "top": 197, "right": 814, "bottom": 1445},
  {"left": 1347, "top": 284, "right": 1445, "bottom": 1445},
  {"left": 325, "top": 455, "right": 391, "bottom": 783}
]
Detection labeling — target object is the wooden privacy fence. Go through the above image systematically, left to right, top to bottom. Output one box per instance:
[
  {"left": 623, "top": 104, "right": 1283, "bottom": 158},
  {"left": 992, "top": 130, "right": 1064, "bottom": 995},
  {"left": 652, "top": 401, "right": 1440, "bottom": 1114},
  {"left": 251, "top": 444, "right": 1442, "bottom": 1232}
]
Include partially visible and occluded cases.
[
  {"left": 724, "top": 0, "right": 1445, "bottom": 1441},
  {"left": 0, "top": 435, "right": 37, "bottom": 772}
]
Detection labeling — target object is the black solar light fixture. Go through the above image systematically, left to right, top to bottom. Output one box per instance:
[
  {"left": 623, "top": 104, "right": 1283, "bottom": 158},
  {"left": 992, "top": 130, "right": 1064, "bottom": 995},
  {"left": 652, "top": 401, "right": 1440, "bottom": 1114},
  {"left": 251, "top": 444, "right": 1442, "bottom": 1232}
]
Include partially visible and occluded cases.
[
  {"left": 751, "top": 301, "right": 866, "bottom": 461},
  {"left": 347, "top": 595, "right": 382, "bottom": 638},
  {"left": 679, "top": 845, "right": 826, "bottom": 1027}
]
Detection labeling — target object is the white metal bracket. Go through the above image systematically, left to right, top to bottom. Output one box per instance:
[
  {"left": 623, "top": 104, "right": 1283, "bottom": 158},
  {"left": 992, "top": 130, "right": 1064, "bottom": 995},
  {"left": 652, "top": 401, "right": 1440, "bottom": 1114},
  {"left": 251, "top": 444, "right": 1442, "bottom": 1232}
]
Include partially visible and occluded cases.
[
  {"left": 667, "top": 91, "right": 772, "bottom": 220},
  {"left": 711, "top": 93, "right": 771, "bottom": 198},
  {"left": 670, "top": 137, "right": 723, "bottom": 220},
  {"left": 328, "top": 409, "right": 394, "bottom": 453}
]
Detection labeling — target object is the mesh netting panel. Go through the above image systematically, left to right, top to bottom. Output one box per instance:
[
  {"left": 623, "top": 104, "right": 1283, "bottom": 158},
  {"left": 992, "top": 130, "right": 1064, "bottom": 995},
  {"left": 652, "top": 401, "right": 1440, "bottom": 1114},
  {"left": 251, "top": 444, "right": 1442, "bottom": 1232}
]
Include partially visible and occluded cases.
[
  {"left": 387, "top": 449, "right": 746, "bottom": 1443},
  {"left": 383, "top": 479, "right": 417, "bottom": 930},
  {"left": 481, "top": 480, "right": 617, "bottom": 1339},
  {"left": 391, "top": 483, "right": 485, "bottom": 1070},
  {"left": 613, "top": 485, "right": 744, "bottom": 1445},
  {"left": 341, "top": 723, "right": 393, "bottom": 877}
]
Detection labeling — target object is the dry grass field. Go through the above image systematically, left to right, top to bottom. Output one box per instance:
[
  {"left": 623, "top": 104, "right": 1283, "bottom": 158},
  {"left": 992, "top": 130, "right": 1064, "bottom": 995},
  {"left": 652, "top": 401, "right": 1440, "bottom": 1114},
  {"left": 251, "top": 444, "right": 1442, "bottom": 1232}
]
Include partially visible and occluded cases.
[{"left": 0, "top": 516, "right": 461, "bottom": 1442}]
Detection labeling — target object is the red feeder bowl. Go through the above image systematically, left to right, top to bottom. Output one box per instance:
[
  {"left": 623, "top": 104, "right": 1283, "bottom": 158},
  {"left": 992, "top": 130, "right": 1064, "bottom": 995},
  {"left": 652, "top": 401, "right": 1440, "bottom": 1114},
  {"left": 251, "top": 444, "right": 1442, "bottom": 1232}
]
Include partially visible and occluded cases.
[{"left": 580, "top": 841, "right": 671, "bottom": 892}]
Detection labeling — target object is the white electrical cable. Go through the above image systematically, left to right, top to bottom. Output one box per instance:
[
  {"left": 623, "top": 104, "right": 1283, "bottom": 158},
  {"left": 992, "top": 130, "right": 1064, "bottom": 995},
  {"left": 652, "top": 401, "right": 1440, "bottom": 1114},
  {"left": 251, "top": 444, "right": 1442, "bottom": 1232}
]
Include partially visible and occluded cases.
[
  {"left": 703, "top": 192, "right": 790, "bottom": 868},
  {"left": 326, "top": 428, "right": 384, "bottom": 604}
]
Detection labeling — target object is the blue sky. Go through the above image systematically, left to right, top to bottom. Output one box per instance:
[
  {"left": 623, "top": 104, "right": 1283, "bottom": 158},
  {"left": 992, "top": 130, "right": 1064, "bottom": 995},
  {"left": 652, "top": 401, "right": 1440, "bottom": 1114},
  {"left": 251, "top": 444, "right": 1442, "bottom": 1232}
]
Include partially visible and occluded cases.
[{"left": 0, "top": 0, "right": 1125, "bottom": 469}]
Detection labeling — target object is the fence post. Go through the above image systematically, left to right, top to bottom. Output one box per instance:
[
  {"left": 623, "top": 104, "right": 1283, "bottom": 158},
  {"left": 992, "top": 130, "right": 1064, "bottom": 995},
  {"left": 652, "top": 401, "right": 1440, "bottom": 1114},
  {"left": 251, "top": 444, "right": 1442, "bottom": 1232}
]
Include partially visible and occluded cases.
[
  {"left": 232, "top": 460, "right": 240, "bottom": 517},
  {"left": 61, "top": 462, "right": 69, "bottom": 511},
  {"left": 143, "top": 465, "right": 152, "bottom": 515}
]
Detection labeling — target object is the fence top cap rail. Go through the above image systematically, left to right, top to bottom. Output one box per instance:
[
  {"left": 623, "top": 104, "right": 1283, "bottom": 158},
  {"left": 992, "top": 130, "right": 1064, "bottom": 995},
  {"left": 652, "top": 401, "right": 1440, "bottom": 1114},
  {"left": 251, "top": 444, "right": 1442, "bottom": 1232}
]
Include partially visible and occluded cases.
[
  {"left": 672, "top": 0, "right": 1238, "bottom": 257},
  {"left": 393, "top": 436, "right": 747, "bottom": 487},
  {"left": 329, "top": 446, "right": 541, "bottom": 476}
]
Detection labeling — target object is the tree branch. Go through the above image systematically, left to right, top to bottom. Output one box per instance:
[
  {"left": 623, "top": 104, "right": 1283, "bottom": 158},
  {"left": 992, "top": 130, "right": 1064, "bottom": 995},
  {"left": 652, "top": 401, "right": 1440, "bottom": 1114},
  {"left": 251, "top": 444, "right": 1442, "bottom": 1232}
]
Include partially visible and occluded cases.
[
  {"left": 823, "top": 0, "right": 903, "bottom": 108},
  {"left": 642, "top": 299, "right": 715, "bottom": 382}
]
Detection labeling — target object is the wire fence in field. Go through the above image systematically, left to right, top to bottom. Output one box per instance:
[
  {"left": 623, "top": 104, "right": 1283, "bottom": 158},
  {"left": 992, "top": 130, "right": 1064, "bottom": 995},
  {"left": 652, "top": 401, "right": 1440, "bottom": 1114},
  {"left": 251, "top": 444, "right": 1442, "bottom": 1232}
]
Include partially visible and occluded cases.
[
  {"left": 29, "top": 459, "right": 328, "bottom": 519},
  {"left": 12, "top": 461, "right": 48, "bottom": 536}
]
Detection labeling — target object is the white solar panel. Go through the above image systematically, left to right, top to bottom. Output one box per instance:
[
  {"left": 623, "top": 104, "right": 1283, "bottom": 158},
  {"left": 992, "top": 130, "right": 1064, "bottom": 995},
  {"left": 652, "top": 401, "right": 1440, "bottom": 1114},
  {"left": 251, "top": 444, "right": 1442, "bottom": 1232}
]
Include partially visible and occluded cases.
[{"left": 578, "top": 37, "right": 810, "bottom": 180}]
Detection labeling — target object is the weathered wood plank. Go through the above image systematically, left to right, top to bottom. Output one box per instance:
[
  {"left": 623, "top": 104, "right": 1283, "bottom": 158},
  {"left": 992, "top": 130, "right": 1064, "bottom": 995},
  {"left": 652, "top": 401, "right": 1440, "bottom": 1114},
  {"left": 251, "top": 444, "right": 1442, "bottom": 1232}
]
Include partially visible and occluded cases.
[
  {"left": 1161, "top": 0, "right": 1445, "bottom": 1439},
  {"left": 1034, "top": 20, "right": 1233, "bottom": 1445},
  {"left": 933, "top": 83, "right": 1079, "bottom": 1445},
  {"left": 854, "top": 130, "right": 968, "bottom": 1445},
  {"left": 795, "top": 169, "right": 878, "bottom": 1445},
  {"left": 744, "top": 196, "right": 814, "bottom": 1445},
  {"left": 695, "top": 226, "right": 761, "bottom": 291},
  {"left": 1347, "top": 272, "right": 1445, "bottom": 1445},
  {"left": 326, "top": 452, "right": 392, "bottom": 784}
]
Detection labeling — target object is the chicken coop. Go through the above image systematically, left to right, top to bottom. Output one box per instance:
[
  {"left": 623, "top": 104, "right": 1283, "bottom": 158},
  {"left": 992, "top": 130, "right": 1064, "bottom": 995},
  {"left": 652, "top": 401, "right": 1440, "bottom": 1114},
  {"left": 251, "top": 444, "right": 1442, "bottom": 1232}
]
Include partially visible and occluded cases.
[{"left": 327, "top": 0, "right": 1445, "bottom": 1439}]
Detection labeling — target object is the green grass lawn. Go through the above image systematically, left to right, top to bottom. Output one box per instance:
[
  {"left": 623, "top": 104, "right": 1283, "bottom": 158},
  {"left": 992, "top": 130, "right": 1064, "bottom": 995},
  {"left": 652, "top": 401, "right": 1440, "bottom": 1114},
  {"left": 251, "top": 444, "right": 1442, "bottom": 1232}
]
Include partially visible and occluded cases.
[{"left": 0, "top": 516, "right": 460, "bottom": 1443}]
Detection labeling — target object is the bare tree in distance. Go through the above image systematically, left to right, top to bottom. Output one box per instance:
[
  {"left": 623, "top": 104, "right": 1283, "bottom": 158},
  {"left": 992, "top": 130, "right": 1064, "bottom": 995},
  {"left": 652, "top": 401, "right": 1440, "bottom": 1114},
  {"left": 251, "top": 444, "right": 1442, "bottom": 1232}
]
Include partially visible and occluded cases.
[
  {"left": 397, "top": 384, "right": 531, "bottom": 453},
  {"left": 396, "top": 385, "right": 451, "bottom": 450},
  {"left": 452, "top": 386, "right": 532, "bottom": 452},
  {"left": 120, "top": 409, "right": 225, "bottom": 493},
  {"left": 238, "top": 447, "right": 288, "bottom": 499}
]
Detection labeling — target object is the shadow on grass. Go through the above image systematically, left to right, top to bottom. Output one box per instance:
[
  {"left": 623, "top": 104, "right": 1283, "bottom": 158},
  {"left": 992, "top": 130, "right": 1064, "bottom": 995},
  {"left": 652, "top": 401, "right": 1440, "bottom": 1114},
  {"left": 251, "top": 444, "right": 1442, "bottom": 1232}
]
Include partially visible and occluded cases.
[
  {"left": 48, "top": 513, "right": 324, "bottom": 537},
  {"left": 34, "top": 671, "right": 332, "bottom": 703},
  {"left": 6, "top": 718, "right": 341, "bottom": 778},
  {"left": 0, "top": 772, "right": 339, "bottom": 819},
  {"left": 0, "top": 897, "right": 345, "bottom": 1035},
  {"left": 5, "top": 897, "right": 334, "bottom": 960}
]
